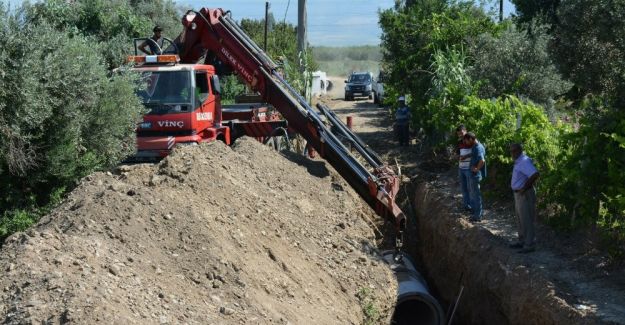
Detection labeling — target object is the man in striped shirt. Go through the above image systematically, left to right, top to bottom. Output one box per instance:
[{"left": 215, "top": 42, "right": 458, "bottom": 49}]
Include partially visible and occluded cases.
[{"left": 456, "top": 125, "right": 472, "bottom": 211}]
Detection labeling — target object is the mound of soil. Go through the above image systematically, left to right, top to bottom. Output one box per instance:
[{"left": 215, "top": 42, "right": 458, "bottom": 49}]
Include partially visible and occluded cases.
[{"left": 0, "top": 138, "right": 396, "bottom": 324}]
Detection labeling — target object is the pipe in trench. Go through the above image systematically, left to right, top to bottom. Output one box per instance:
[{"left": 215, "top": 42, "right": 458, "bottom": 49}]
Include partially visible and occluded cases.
[{"left": 383, "top": 251, "right": 445, "bottom": 325}]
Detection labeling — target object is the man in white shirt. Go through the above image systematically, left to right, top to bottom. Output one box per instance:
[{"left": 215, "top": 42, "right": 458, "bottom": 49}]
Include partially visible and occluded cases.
[{"left": 509, "top": 143, "right": 540, "bottom": 253}]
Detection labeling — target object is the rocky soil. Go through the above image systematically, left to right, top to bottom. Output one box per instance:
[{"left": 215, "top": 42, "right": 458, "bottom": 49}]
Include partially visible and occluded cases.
[{"left": 0, "top": 138, "right": 396, "bottom": 324}]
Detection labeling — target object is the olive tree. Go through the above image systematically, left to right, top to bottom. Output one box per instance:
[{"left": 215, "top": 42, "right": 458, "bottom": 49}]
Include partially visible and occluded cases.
[
  {"left": 0, "top": 4, "right": 144, "bottom": 238},
  {"left": 468, "top": 24, "right": 571, "bottom": 107}
]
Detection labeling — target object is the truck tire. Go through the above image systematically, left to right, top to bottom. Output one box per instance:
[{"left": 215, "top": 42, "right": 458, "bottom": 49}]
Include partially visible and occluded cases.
[{"left": 373, "top": 92, "right": 379, "bottom": 104}]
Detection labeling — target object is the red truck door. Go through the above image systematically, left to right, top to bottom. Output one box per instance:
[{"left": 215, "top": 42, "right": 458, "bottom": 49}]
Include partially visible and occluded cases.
[{"left": 193, "top": 69, "right": 215, "bottom": 138}]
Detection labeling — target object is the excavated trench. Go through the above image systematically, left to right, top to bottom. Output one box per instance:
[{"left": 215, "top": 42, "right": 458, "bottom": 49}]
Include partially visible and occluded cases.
[{"left": 405, "top": 178, "right": 591, "bottom": 325}]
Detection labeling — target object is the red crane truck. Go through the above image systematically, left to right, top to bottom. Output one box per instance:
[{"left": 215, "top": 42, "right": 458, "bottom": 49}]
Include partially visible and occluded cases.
[
  {"left": 129, "top": 8, "right": 406, "bottom": 252},
  {"left": 129, "top": 38, "right": 289, "bottom": 160}
]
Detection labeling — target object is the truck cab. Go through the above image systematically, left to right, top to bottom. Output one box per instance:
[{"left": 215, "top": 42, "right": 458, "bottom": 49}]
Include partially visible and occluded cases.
[{"left": 130, "top": 54, "right": 230, "bottom": 161}]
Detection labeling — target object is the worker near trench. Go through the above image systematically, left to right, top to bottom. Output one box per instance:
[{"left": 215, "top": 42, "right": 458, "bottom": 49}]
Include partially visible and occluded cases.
[
  {"left": 395, "top": 96, "right": 411, "bottom": 146},
  {"left": 456, "top": 125, "right": 472, "bottom": 212},
  {"left": 464, "top": 132, "right": 486, "bottom": 222},
  {"left": 509, "top": 143, "right": 540, "bottom": 253}
]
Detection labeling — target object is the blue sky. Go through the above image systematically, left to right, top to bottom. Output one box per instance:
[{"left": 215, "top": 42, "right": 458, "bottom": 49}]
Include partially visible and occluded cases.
[
  {"left": 6, "top": 0, "right": 516, "bottom": 46},
  {"left": 180, "top": 0, "right": 515, "bottom": 46}
]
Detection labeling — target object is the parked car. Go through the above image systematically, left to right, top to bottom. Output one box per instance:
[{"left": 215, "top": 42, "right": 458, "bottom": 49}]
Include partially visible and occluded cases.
[
  {"left": 372, "top": 70, "right": 385, "bottom": 106},
  {"left": 344, "top": 72, "right": 374, "bottom": 101}
]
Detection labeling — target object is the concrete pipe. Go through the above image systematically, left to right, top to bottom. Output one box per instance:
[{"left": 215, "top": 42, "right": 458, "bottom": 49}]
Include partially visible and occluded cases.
[{"left": 382, "top": 251, "right": 445, "bottom": 325}]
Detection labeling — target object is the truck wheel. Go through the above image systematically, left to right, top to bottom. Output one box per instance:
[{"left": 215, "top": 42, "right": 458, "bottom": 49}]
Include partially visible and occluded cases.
[
  {"left": 373, "top": 92, "right": 379, "bottom": 104},
  {"left": 344, "top": 94, "right": 349, "bottom": 101},
  {"left": 368, "top": 94, "right": 373, "bottom": 100}
]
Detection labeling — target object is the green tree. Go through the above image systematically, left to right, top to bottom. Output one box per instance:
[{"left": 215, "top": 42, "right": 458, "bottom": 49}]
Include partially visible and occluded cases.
[
  {"left": 23, "top": 0, "right": 180, "bottom": 68},
  {"left": 379, "top": 0, "right": 500, "bottom": 107},
  {"left": 510, "top": 0, "right": 560, "bottom": 24},
  {"left": 552, "top": 0, "right": 625, "bottom": 103},
  {"left": 0, "top": 1, "right": 146, "bottom": 240},
  {"left": 238, "top": 17, "right": 317, "bottom": 97},
  {"left": 468, "top": 24, "right": 571, "bottom": 107}
]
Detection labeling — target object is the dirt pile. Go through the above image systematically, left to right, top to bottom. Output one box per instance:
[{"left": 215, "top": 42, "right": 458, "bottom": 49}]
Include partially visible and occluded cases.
[{"left": 0, "top": 138, "right": 396, "bottom": 324}]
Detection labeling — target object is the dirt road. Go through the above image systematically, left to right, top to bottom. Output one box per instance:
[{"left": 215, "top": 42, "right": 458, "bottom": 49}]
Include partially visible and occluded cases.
[
  {"left": 321, "top": 77, "right": 417, "bottom": 167},
  {"left": 320, "top": 78, "right": 625, "bottom": 324}
]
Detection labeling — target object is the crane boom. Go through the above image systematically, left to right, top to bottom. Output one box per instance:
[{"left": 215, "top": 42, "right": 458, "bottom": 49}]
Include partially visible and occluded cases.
[{"left": 176, "top": 8, "right": 406, "bottom": 248}]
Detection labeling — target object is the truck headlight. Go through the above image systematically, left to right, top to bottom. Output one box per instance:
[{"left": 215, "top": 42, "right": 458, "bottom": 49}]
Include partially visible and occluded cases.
[{"left": 366, "top": 85, "right": 372, "bottom": 90}]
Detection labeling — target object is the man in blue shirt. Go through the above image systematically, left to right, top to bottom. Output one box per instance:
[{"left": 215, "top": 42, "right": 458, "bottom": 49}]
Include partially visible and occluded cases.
[
  {"left": 395, "top": 96, "right": 411, "bottom": 146},
  {"left": 464, "top": 132, "right": 486, "bottom": 222},
  {"left": 509, "top": 143, "right": 540, "bottom": 253}
]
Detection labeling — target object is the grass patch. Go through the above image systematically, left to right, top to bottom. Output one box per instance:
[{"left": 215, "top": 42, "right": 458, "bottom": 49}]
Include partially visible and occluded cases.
[
  {"left": 0, "top": 187, "right": 66, "bottom": 243},
  {"left": 0, "top": 209, "right": 38, "bottom": 239},
  {"left": 357, "top": 287, "right": 381, "bottom": 325}
]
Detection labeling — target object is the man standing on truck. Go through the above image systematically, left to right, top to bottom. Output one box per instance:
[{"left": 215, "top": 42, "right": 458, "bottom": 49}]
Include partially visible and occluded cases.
[
  {"left": 139, "top": 26, "right": 164, "bottom": 55},
  {"left": 395, "top": 96, "right": 411, "bottom": 146}
]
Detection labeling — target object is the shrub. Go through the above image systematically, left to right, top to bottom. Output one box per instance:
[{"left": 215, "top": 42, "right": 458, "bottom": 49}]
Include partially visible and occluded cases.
[
  {"left": 0, "top": 9, "right": 144, "bottom": 240},
  {"left": 456, "top": 96, "right": 563, "bottom": 191},
  {"left": 543, "top": 99, "right": 625, "bottom": 233},
  {"left": 0, "top": 210, "right": 37, "bottom": 240}
]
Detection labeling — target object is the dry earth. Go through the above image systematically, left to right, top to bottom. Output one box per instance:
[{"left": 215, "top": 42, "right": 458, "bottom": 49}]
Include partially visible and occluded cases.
[
  {"left": 322, "top": 76, "right": 625, "bottom": 324},
  {"left": 0, "top": 138, "right": 397, "bottom": 324}
]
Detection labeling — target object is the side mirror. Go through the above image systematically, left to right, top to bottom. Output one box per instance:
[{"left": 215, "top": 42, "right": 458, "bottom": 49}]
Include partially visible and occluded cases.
[
  {"left": 211, "top": 75, "right": 221, "bottom": 95},
  {"left": 344, "top": 80, "right": 348, "bottom": 83}
]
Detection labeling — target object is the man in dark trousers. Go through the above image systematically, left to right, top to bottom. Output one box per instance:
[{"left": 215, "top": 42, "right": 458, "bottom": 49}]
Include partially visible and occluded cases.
[
  {"left": 395, "top": 96, "right": 411, "bottom": 146},
  {"left": 456, "top": 125, "right": 472, "bottom": 211},
  {"left": 464, "top": 132, "right": 486, "bottom": 222},
  {"left": 509, "top": 143, "right": 540, "bottom": 253}
]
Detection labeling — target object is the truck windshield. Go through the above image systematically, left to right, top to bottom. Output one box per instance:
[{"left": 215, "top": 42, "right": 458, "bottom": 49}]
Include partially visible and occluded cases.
[
  {"left": 138, "top": 71, "right": 193, "bottom": 114},
  {"left": 349, "top": 74, "right": 371, "bottom": 83}
]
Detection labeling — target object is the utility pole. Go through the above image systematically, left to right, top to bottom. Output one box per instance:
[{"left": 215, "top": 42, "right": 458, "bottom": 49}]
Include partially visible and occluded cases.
[
  {"left": 297, "top": 0, "right": 307, "bottom": 55},
  {"left": 297, "top": 0, "right": 309, "bottom": 99},
  {"left": 499, "top": 0, "right": 503, "bottom": 22},
  {"left": 264, "top": 1, "right": 270, "bottom": 51}
]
